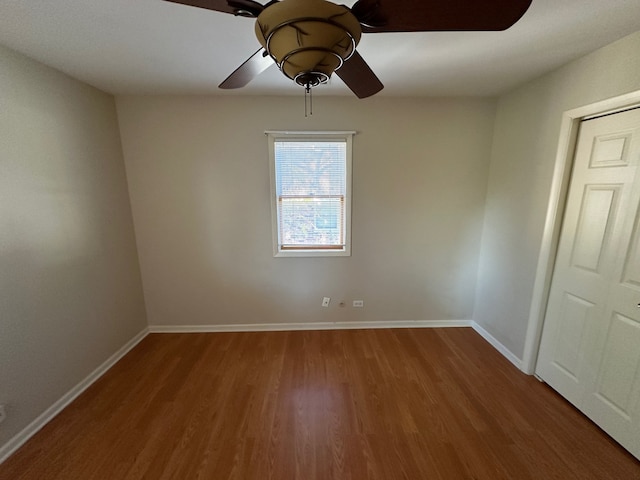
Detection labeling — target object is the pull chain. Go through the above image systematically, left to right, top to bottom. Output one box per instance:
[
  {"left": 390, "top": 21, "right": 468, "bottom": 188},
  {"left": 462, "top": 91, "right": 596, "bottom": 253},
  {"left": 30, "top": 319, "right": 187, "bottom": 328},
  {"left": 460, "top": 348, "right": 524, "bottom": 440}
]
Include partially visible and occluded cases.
[{"left": 304, "top": 84, "right": 313, "bottom": 117}]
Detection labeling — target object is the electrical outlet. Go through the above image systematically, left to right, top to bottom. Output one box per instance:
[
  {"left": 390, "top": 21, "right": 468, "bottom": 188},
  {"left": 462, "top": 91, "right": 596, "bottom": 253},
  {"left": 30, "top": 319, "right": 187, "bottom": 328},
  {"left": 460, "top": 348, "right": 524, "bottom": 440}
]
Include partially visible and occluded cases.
[
  {"left": 322, "top": 297, "right": 331, "bottom": 307},
  {"left": 353, "top": 300, "right": 364, "bottom": 307},
  {"left": 0, "top": 405, "right": 6, "bottom": 424}
]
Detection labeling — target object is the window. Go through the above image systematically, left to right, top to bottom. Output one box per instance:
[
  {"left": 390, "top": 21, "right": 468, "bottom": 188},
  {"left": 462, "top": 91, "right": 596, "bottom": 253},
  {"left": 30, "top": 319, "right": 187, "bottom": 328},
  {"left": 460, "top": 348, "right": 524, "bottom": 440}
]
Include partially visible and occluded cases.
[{"left": 267, "top": 131, "right": 353, "bottom": 257}]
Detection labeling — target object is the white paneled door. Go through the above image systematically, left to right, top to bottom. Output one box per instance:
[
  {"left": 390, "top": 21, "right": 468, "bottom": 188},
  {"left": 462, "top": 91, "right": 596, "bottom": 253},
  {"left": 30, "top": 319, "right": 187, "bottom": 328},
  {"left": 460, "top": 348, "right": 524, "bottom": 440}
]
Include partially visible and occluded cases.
[{"left": 537, "top": 107, "right": 640, "bottom": 460}]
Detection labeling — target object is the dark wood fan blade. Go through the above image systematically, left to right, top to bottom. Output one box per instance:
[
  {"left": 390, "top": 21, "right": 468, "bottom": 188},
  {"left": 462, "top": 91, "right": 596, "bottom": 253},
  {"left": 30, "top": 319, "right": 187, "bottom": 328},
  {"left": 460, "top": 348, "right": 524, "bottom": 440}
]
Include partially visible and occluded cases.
[
  {"left": 163, "top": 0, "right": 264, "bottom": 17},
  {"left": 351, "top": 0, "right": 532, "bottom": 33},
  {"left": 219, "top": 48, "right": 275, "bottom": 89},
  {"left": 335, "top": 52, "right": 383, "bottom": 99}
]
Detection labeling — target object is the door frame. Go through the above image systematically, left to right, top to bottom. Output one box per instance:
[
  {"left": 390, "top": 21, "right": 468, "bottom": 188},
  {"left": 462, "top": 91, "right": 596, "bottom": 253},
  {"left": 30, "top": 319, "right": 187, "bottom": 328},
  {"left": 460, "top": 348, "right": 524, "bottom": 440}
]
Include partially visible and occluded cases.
[{"left": 521, "top": 90, "right": 640, "bottom": 375}]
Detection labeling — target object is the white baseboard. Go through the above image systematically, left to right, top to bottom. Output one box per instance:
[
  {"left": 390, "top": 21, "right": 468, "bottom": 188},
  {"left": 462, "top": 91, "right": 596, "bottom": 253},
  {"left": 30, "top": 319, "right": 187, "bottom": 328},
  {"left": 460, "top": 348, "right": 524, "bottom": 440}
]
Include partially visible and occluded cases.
[
  {"left": 148, "top": 319, "right": 473, "bottom": 333},
  {"left": 471, "top": 322, "right": 523, "bottom": 370},
  {"left": 0, "top": 328, "right": 149, "bottom": 465}
]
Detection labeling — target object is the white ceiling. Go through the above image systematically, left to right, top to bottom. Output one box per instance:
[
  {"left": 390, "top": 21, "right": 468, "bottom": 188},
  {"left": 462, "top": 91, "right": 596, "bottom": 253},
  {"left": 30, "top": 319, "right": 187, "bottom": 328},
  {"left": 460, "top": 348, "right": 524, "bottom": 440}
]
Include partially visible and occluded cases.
[{"left": 1, "top": 0, "right": 640, "bottom": 97}]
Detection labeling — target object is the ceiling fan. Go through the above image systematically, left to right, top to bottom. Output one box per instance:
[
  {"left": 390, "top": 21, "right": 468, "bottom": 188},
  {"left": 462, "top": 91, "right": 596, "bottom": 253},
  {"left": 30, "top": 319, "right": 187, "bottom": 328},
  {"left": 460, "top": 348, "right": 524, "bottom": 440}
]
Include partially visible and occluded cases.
[{"left": 164, "top": 0, "right": 533, "bottom": 98}]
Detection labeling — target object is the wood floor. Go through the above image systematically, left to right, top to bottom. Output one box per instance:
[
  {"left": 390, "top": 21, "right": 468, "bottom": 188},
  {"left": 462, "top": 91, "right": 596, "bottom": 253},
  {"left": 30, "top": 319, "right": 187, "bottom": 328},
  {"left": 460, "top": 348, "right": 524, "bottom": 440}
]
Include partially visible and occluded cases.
[{"left": 1, "top": 328, "right": 639, "bottom": 479}]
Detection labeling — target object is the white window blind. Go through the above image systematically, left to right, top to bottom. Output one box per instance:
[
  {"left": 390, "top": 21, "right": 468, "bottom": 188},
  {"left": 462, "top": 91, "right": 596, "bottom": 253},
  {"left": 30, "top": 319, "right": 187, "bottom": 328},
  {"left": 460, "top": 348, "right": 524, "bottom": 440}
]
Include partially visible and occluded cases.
[{"left": 268, "top": 132, "right": 353, "bottom": 257}]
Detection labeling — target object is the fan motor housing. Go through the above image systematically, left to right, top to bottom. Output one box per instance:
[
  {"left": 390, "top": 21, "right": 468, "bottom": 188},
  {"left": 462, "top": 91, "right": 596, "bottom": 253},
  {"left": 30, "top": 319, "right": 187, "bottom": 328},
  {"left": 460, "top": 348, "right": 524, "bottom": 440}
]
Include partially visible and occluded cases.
[{"left": 255, "top": 0, "right": 362, "bottom": 86}]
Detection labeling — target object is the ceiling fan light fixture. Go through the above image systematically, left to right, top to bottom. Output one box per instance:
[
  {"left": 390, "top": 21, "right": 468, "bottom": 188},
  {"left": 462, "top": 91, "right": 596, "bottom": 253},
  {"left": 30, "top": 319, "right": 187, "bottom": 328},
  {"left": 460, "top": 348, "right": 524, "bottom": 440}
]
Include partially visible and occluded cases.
[{"left": 255, "top": 0, "right": 362, "bottom": 87}]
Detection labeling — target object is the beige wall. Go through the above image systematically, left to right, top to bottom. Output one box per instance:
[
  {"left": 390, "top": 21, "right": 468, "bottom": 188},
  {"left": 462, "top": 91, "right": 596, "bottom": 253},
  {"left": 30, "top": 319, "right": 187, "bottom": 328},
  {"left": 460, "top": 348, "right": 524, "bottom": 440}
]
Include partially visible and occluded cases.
[
  {"left": 474, "top": 31, "right": 640, "bottom": 360},
  {"left": 0, "top": 46, "right": 147, "bottom": 447},
  {"left": 116, "top": 95, "right": 496, "bottom": 327}
]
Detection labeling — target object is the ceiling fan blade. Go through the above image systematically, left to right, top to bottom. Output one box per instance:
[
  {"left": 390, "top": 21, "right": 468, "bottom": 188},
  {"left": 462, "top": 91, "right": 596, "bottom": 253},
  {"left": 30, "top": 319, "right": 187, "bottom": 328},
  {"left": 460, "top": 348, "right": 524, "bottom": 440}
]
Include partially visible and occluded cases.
[
  {"left": 163, "top": 0, "right": 265, "bottom": 17},
  {"left": 351, "top": 0, "right": 532, "bottom": 33},
  {"left": 219, "top": 48, "right": 275, "bottom": 89},
  {"left": 335, "top": 52, "right": 383, "bottom": 99}
]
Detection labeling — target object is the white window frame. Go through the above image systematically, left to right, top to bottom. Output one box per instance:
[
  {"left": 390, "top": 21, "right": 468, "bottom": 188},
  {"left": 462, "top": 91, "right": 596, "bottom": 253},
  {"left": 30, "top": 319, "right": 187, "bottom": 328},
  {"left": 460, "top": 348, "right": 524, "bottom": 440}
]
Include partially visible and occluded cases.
[{"left": 267, "top": 130, "right": 354, "bottom": 257}]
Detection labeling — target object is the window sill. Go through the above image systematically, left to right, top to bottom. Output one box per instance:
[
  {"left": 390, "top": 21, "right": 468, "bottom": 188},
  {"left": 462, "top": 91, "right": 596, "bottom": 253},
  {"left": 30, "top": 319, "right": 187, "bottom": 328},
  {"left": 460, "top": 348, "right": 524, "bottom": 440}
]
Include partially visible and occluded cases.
[{"left": 274, "top": 248, "right": 351, "bottom": 258}]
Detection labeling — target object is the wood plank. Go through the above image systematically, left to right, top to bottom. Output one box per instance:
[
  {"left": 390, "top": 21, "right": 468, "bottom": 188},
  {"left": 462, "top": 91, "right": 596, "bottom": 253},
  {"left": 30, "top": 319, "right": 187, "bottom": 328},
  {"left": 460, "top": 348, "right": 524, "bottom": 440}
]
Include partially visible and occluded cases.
[{"left": 1, "top": 328, "right": 638, "bottom": 479}]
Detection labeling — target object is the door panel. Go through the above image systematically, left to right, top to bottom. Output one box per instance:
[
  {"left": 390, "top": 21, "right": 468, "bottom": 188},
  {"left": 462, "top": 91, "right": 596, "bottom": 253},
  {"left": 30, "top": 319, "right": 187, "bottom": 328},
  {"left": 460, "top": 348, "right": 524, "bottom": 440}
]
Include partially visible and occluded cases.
[
  {"left": 537, "top": 107, "right": 640, "bottom": 460},
  {"left": 590, "top": 132, "right": 632, "bottom": 168},
  {"left": 571, "top": 185, "right": 620, "bottom": 273},
  {"left": 621, "top": 211, "right": 640, "bottom": 288},
  {"left": 552, "top": 293, "right": 594, "bottom": 381},
  {"left": 583, "top": 309, "right": 640, "bottom": 456},
  {"left": 593, "top": 312, "right": 640, "bottom": 415}
]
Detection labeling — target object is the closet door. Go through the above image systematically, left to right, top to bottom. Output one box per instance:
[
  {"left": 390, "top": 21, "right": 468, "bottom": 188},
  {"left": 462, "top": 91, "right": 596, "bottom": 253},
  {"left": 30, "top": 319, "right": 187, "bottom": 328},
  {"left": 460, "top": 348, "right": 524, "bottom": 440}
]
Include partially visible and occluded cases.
[{"left": 536, "top": 107, "right": 640, "bottom": 460}]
